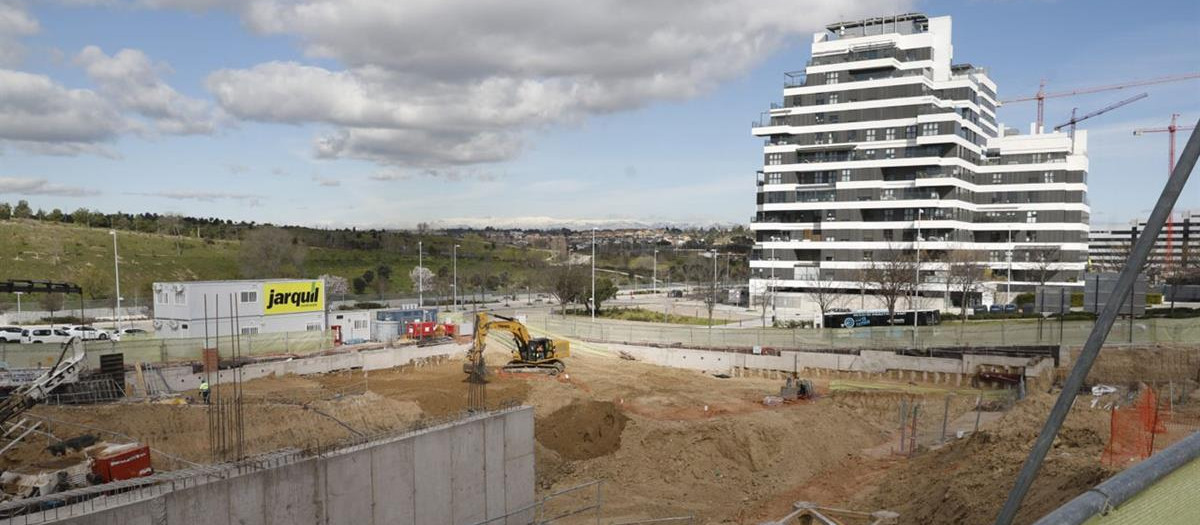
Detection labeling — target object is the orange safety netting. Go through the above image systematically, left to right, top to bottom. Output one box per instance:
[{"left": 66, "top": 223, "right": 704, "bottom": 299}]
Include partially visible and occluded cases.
[{"left": 1103, "top": 386, "right": 1169, "bottom": 467}]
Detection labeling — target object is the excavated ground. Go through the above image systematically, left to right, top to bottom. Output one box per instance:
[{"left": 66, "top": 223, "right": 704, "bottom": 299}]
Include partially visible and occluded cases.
[{"left": 4, "top": 338, "right": 1193, "bottom": 524}]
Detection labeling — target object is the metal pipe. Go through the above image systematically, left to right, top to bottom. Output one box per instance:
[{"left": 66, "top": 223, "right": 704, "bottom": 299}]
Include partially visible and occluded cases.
[{"left": 994, "top": 119, "right": 1200, "bottom": 524}]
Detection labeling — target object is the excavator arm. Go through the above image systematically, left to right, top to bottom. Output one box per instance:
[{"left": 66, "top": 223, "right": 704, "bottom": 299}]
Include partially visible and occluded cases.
[{"left": 464, "top": 312, "right": 568, "bottom": 376}]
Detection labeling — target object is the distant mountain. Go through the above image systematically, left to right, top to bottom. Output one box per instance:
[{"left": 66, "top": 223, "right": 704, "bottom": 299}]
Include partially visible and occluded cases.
[{"left": 433, "top": 216, "right": 739, "bottom": 230}]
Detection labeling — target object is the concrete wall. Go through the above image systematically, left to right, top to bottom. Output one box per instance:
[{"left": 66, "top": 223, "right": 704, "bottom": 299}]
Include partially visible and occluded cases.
[
  {"left": 137, "top": 343, "right": 461, "bottom": 394},
  {"left": 609, "top": 343, "right": 1050, "bottom": 380},
  {"left": 48, "top": 407, "right": 535, "bottom": 525}
]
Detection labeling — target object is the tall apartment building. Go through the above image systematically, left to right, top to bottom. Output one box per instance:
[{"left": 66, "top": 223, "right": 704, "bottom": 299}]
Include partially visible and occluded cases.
[
  {"left": 749, "top": 13, "right": 1089, "bottom": 308},
  {"left": 1090, "top": 211, "right": 1198, "bottom": 279}
]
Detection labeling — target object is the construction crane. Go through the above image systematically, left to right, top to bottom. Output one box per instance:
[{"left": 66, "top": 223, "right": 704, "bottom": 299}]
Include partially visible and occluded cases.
[
  {"left": 1002, "top": 72, "right": 1200, "bottom": 132},
  {"left": 1053, "top": 93, "right": 1148, "bottom": 137},
  {"left": 1133, "top": 114, "right": 1198, "bottom": 272}
]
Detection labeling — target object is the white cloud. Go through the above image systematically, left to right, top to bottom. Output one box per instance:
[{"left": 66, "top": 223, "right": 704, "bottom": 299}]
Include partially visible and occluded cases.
[
  {"left": 200, "top": 0, "right": 904, "bottom": 169},
  {"left": 0, "top": 1, "right": 38, "bottom": 66},
  {"left": 75, "top": 46, "right": 218, "bottom": 135},
  {"left": 0, "top": 68, "right": 124, "bottom": 155},
  {"left": 312, "top": 175, "right": 340, "bottom": 187},
  {"left": 0, "top": 176, "right": 100, "bottom": 197},
  {"left": 126, "top": 190, "right": 263, "bottom": 205}
]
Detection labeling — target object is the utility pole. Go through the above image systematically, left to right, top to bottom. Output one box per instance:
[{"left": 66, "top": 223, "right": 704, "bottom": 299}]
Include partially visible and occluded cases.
[
  {"left": 914, "top": 209, "right": 922, "bottom": 343},
  {"left": 591, "top": 228, "right": 597, "bottom": 320},
  {"left": 1006, "top": 228, "right": 1013, "bottom": 304},
  {"left": 110, "top": 230, "right": 121, "bottom": 332},
  {"left": 418, "top": 240, "right": 423, "bottom": 308},
  {"left": 453, "top": 244, "right": 459, "bottom": 311},
  {"left": 710, "top": 249, "right": 718, "bottom": 329},
  {"left": 14, "top": 292, "right": 23, "bottom": 322}
]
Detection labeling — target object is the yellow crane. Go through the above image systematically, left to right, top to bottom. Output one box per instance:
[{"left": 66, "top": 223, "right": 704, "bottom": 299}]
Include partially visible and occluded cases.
[{"left": 464, "top": 312, "right": 570, "bottom": 378}]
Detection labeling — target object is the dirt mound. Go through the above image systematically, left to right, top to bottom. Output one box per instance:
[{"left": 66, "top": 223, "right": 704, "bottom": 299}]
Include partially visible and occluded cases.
[
  {"left": 856, "top": 392, "right": 1114, "bottom": 525},
  {"left": 537, "top": 400, "right": 628, "bottom": 460}
]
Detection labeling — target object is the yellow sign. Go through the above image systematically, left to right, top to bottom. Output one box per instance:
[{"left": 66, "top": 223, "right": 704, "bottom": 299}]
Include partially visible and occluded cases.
[{"left": 262, "top": 280, "right": 324, "bottom": 315}]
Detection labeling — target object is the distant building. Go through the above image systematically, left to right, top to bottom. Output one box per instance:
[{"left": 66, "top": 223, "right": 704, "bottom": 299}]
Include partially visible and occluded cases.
[
  {"left": 749, "top": 13, "right": 1089, "bottom": 307},
  {"left": 1089, "top": 211, "right": 1199, "bottom": 280},
  {"left": 152, "top": 279, "right": 326, "bottom": 338}
]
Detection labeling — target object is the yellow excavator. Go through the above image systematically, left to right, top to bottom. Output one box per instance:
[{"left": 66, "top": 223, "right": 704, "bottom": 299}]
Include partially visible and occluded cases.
[{"left": 464, "top": 312, "right": 570, "bottom": 377}]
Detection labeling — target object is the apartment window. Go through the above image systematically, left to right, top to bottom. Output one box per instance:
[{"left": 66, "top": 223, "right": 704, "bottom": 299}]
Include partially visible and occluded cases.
[
  {"left": 825, "top": 72, "right": 839, "bottom": 84},
  {"left": 828, "top": 93, "right": 839, "bottom": 104},
  {"left": 814, "top": 113, "right": 825, "bottom": 124},
  {"left": 828, "top": 114, "right": 840, "bottom": 123},
  {"left": 921, "top": 123, "right": 938, "bottom": 136},
  {"left": 905, "top": 125, "right": 917, "bottom": 139},
  {"left": 885, "top": 128, "right": 896, "bottom": 141},
  {"left": 865, "top": 129, "right": 876, "bottom": 141},
  {"left": 847, "top": 130, "right": 857, "bottom": 141},
  {"left": 884, "top": 148, "right": 895, "bottom": 159},
  {"left": 864, "top": 149, "right": 876, "bottom": 159},
  {"left": 767, "top": 153, "right": 782, "bottom": 166},
  {"left": 840, "top": 169, "right": 852, "bottom": 182},
  {"left": 1043, "top": 171, "right": 1055, "bottom": 183},
  {"left": 767, "top": 172, "right": 782, "bottom": 185},
  {"left": 992, "top": 173, "right": 1002, "bottom": 184},
  {"left": 881, "top": 189, "right": 895, "bottom": 200},
  {"left": 883, "top": 209, "right": 895, "bottom": 220},
  {"left": 825, "top": 210, "right": 836, "bottom": 221},
  {"left": 1027, "top": 211, "right": 1038, "bottom": 224},
  {"left": 826, "top": 236, "right": 836, "bottom": 242},
  {"left": 863, "top": 251, "right": 873, "bottom": 261},
  {"left": 239, "top": 291, "right": 257, "bottom": 303},
  {"left": 353, "top": 320, "right": 368, "bottom": 330},
  {"left": 306, "top": 322, "right": 323, "bottom": 332},
  {"left": 240, "top": 327, "right": 259, "bottom": 335}
]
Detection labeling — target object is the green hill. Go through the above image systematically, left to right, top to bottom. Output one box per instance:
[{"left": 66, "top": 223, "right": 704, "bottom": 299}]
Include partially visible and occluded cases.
[{"left": 0, "top": 219, "right": 548, "bottom": 306}]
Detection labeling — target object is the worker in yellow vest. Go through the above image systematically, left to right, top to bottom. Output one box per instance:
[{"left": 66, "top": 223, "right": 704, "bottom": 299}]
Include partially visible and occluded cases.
[{"left": 199, "top": 378, "right": 210, "bottom": 404}]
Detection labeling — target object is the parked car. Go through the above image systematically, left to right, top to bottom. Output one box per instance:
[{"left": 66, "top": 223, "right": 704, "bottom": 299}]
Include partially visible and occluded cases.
[
  {"left": 668, "top": 290, "right": 684, "bottom": 298},
  {"left": 988, "top": 304, "right": 1002, "bottom": 313},
  {"left": 1003, "top": 304, "right": 1018, "bottom": 313},
  {"left": 972, "top": 305, "right": 988, "bottom": 315},
  {"left": 65, "top": 325, "right": 109, "bottom": 340},
  {"left": 0, "top": 326, "right": 23, "bottom": 343},
  {"left": 22, "top": 328, "right": 72, "bottom": 344},
  {"left": 108, "top": 328, "right": 149, "bottom": 341}
]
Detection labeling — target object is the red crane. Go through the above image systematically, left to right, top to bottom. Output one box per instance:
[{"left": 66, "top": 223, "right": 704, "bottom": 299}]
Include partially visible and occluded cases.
[
  {"left": 1002, "top": 72, "right": 1200, "bottom": 132},
  {"left": 1053, "top": 92, "right": 1148, "bottom": 137},
  {"left": 1133, "top": 114, "right": 1197, "bottom": 272}
]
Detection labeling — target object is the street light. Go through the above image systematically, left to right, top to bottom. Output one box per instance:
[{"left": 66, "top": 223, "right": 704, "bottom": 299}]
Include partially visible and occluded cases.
[
  {"left": 914, "top": 209, "right": 923, "bottom": 338},
  {"left": 591, "top": 228, "right": 596, "bottom": 320},
  {"left": 110, "top": 230, "right": 121, "bottom": 332},
  {"left": 418, "top": 241, "right": 423, "bottom": 308},
  {"left": 453, "top": 244, "right": 460, "bottom": 311},
  {"left": 652, "top": 249, "right": 658, "bottom": 295},
  {"left": 13, "top": 292, "right": 23, "bottom": 322}
]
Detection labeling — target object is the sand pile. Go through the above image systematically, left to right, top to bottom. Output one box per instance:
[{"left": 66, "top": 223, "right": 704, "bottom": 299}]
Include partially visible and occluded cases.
[{"left": 537, "top": 400, "right": 628, "bottom": 460}]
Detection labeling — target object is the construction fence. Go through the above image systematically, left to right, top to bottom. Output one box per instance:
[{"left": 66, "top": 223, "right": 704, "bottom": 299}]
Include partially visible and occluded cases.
[
  {"left": 525, "top": 313, "right": 1200, "bottom": 350},
  {"left": 0, "top": 330, "right": 333, "bottom": 369}
]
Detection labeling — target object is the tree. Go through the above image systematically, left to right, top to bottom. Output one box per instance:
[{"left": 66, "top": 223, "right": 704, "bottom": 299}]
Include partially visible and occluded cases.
[
  {"left": 13, "top": 200, "right": 32, "bottom": 219},
  {"left": 0, "top": 202, "right": 10, "bottom": 220},
  {"left": 70, "top": 207, "right": 91, "bottom": 227},
  {"left": 47, "top": 208, "right": 64, "bottom": 222},
  {"left": 160, "top": 213, "right": 185, "bottom": 255},
  {"left": 238, "top": 226, "right": 307, "bottom": 278},
  {"left": 1027, "top": 245, "right": 1061, "bottom": 287},
  {"left": 862, "top": 247, "right": 917, "bottom": 323},
  {"left": 946, "top": 249, "right": 986, "bottom": 322},
  {"left": 74, "top": 264, "right": 111, "bottom": 300},
  {"left": 375, "top": 264, "right": 392, "bottom": 298},
  {"left": 546, "top": 264, "right": 587, "bottom": 314},
  {"left": 410, "top": 266, "right": 435, "bottom": 299},
  {"left": 804, "top": 271, "right": 844, "bottom": 320},
  {"left": 352, "top": 276, "right": 368, "bottom": 295},
  {"left": 592, "top": 277, "right": 619, "bottom": 313},
  {"left": 40, "top": 293, "right": 65, "bottom": 316}
]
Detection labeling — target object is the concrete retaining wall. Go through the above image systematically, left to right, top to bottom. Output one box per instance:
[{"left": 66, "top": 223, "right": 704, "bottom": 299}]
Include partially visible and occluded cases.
[
  {"left": 138, "top": 343, "right": 461, "bottom": 394},
  {"left": 610, "top": 343, "right": 1050, "bottom": 380},
  {"left": 48, "top": 407, "right": 535, "bottom": 525}
]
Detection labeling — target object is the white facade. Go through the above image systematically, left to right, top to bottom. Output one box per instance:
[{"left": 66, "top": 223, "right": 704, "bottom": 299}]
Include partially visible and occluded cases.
[
  {"left": 749, "top": 13, "right": 1089, "bottom": 306},
  {"left": 1090, "top": 211, "right": 1198, "bottom": 280},
  {"left": 153, "top": 279, "right": 326, "bottom": 339},
  {"left": 327, "top": 310, "right": 372, "bottom": 342}
]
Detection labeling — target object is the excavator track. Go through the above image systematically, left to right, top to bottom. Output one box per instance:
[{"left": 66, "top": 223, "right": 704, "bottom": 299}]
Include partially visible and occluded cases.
[{"left": 502, "top": 360, "right": 565, "bottom": 376}]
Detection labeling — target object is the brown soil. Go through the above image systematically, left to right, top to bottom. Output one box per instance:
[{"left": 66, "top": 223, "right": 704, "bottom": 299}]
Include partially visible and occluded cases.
[{"left": 537, "top": 400, "right": 627, "bottom": 460}]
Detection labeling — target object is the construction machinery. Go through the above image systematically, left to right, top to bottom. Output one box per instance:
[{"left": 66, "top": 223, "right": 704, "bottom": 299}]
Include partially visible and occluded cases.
[
  {"left": 464, "top": 313, "right": 570, "bottom": 377},
  {"left": 0, "top": 337, "right": 87, "bottom": 430},
  {"left": 779, "top": 374, "right": 815, "bottom": 401}
]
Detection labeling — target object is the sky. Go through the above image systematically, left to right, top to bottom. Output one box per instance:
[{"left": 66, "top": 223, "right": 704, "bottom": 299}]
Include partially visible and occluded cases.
[{"left": 0, "top": 0, "right": 1198, "bottom": 229}]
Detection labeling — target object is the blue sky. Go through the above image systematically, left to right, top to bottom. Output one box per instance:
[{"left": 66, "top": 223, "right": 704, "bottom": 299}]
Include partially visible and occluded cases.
[{"left": 1, "top": 0, "right": 1197, "bottom": 229}]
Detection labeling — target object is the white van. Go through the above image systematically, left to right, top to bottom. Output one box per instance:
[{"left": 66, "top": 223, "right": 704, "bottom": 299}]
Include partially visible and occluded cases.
[{"left": 22, "top": 328, "right": 71, "bottom": 344}]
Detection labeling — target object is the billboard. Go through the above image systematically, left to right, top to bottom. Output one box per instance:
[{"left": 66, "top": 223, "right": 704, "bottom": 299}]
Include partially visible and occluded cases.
[{"left": 262, "top": 280, "right": 324, "bottom": 315}]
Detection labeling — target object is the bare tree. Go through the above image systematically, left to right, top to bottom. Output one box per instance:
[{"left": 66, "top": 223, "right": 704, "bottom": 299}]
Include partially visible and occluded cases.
[
  {"left": 160, "top": 213, "right": 185, "bottom": 256},
  {"left": 239, "top": 226, "right": 307, "bottom": 278},
  {"left": 1027, "top": 245, "right": 1061, "bottom": 287},
  {"left": 862, "top": 246, "right": 916, "bottom": 323},
  {"left": 946, "top": 249, "right": 986, "bottom": 322},
  {"left": 545, "top": 264, "right": 587, "bottom": 315},
  {"left": 804, "top": 270, "right": 844, "bottom": 320},
  {"left": 321, "top": 274, "right": 350, "bottom": 304}
]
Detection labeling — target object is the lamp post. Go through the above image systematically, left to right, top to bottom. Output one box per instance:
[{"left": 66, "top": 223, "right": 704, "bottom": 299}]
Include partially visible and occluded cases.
[
  {"left": 914, "top": 209, "right": 923, "bottom": 339},
  {"left": 591, "top": 228, "right": 596, "bottom": 320},
  {"left": 1006, "top": 228, "right": 1013, "bottom": 303},
  {"left": 110, "top": 230, "right": 121, "bottom": 332},
  {"left": 418, "top": 241, "right": 423, "bottom": 308},
  {"left": 453, "top": 244, "right": 459, "bottom": 311},
  {"left": 652, "top": 249, "right": 658, "bottom": 295},
  {"left": 710, "top": 249, "right": 718, "bottom": 329},
  {"left": 14, "top": 292, "right": 23, "bottom": 322}
]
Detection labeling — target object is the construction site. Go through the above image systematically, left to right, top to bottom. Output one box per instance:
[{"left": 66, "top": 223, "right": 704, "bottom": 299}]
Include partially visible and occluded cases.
[{"left": 0, "top": 294, "right": 1197, "bottom": 524}]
